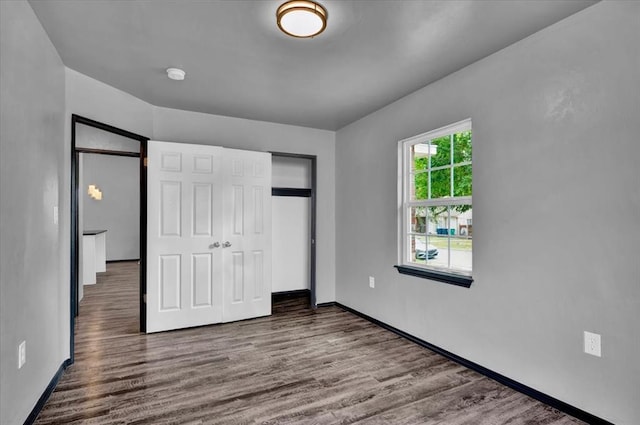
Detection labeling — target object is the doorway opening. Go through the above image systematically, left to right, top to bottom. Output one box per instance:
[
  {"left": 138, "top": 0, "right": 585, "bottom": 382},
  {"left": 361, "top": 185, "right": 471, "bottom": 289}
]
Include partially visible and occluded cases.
[
  {"left": 70, "top": 115, "right": 148, "bottom": 363},
  {"left": 270, "top": 153, "right": 317, "bottom": 308}
]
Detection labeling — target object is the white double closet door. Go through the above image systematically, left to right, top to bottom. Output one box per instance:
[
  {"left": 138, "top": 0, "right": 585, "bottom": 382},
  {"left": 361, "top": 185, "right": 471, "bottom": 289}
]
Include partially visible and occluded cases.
[{"left": 146, "top": 141, "right": 272, "bottom": 333}]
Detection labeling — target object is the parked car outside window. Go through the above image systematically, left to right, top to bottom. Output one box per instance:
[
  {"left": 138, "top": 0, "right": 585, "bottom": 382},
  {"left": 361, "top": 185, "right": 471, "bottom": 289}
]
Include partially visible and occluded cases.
[{"left": 415, "top": 238, "right": 438, "bottom": 260}]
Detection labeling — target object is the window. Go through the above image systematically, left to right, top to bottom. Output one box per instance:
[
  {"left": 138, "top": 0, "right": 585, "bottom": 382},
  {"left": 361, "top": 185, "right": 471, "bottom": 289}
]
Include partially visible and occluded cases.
[{"left": 397, "top": 119, "right": 472, "bottom": 286}]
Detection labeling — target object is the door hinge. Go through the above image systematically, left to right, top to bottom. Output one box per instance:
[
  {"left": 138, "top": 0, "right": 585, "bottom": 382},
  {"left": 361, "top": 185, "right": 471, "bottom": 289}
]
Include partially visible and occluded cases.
[
  {"left": 143, "top": 157, "right": 148, "bottom": 167},
  {"left": 143, "top": 293, "right": 147, "bottom": 303}
]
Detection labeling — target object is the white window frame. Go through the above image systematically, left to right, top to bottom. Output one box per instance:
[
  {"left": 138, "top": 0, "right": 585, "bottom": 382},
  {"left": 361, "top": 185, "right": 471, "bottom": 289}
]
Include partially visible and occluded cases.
[{"left": 397, "top": 118, "right": 472, "bottom": 280}]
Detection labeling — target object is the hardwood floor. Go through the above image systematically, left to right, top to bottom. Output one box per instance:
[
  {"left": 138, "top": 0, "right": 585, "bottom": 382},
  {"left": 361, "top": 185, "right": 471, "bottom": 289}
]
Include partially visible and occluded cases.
[{"left": 36, "top": 262, "right": 583, "bottom": 424}]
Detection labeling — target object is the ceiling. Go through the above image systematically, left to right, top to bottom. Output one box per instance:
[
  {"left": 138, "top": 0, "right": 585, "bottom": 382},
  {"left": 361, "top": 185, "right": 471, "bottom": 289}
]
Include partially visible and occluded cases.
[{"left": 29, "top": 0, "right": 598, "bottom": 131}]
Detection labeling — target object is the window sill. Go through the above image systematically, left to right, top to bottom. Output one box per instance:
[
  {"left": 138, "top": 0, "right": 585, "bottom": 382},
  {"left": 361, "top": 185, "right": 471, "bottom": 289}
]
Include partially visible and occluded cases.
[{"left": 394, "top": 265, "right": 473, "bottom": 288}]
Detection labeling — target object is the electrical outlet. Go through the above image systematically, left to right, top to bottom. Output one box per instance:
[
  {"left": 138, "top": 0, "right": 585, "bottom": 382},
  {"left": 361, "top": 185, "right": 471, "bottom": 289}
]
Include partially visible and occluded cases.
[
  {"left": 369, "top": 276, "right": 375, "bottom": 288},
  {"left": 584, "top": 331, "right": 601, "bottom": 357},
  {"left": 18, "top": 341, "right": 26, "bottom": 369}
]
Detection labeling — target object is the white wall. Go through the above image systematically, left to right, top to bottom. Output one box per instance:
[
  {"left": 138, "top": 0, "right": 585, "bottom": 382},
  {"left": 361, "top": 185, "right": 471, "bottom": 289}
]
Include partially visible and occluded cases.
[
  {"left": 0, "top": 1, "right": 67, "bottom": 423},
  {"left": 334, "top": 2, "right": 640, "bottom": 424},
  {"left": 65, "top": 68, "right": 153, "bottom": 137},
  {"left": 152, "top": 106, "right": 336, "bottom": 303},
  {"left": 76, "top": 121, "right": 142, "bottom": 152},
  {"left": 82, "top": 153, "right": 140, "bottom": 261},
  {"left": 272, "top": 156, "right": 312, "bottom": 188},
  {"left": 272, "top": 197, "right": 311, "bottom": 292}
]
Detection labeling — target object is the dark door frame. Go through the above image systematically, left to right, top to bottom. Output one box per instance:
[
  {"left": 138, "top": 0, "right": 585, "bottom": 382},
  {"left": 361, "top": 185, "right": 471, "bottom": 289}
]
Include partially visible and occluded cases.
[
  {"left": 70, "top": 114, "right": 148, "bottom": 364},
  {"left": 269, "top": 152, "right": 317, "bottom": 308}
]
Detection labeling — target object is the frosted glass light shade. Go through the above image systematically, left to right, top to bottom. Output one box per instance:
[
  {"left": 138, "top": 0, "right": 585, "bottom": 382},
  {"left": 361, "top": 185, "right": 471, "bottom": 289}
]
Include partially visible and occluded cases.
[
  {"left": 277, "top": 1, "right": 327, "bottom": 38},
  {"left": 166, "top": 68, "right": 186, "bottom": 81},
  {"left": 88, "top": 184, "right": 103, "bottom": 200}
]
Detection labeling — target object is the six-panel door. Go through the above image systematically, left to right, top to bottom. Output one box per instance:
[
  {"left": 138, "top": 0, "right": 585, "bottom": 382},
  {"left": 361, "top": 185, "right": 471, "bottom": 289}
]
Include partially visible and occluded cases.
[
  {"left": 146, "top": 141, "right": 271, "bottom": 333},
  {"left": 222, "top": 148, "right": 272, "bottom": 322}
]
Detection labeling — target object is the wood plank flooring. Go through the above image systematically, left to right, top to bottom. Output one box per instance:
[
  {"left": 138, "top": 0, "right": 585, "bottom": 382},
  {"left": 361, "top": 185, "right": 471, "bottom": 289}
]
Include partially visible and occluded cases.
[{"left": 35, "top": 262, "right": 584, "bottom": 424}]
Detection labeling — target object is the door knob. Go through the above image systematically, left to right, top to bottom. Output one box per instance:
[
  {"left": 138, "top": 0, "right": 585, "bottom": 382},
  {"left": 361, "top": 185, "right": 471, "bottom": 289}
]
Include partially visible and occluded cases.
[
  {"left": 222, "top": 241, "right": 232, "bottom": 248},
  {"left": 209, "top": 242, "right": 220, "bottom": 249}
]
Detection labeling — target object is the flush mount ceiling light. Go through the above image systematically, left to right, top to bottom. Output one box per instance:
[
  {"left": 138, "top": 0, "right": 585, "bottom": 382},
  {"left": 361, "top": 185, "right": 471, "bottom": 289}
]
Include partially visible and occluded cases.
[
  {"left": 277, "top": 0, "right": 327, "bottom": 38},
  {"left": 166, "top": 68, "right": 186, "bottom": 81}
]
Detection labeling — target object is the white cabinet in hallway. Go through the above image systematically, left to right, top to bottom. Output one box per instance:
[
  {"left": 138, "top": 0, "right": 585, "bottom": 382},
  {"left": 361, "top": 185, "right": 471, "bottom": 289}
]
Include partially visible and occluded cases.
[{"left": 82, "top": 229, "right": 107, "bottom": 285}]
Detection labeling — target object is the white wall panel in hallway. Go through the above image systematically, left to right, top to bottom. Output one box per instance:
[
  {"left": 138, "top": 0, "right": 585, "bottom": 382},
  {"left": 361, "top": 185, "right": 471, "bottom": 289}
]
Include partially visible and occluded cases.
[{"left": 272, "top": 197, "right": 311, "bottom": 292}]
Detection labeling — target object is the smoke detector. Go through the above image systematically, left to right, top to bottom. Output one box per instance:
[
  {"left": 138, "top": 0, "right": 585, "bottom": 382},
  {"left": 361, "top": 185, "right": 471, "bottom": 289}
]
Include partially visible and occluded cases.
[{"left": 166, "top": 68, "right": 186, "bottom": 81}]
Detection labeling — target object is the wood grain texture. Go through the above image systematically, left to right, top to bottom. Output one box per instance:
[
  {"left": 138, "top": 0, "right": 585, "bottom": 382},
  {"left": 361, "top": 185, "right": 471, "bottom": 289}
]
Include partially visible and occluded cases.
[{"left": 36, "top": 262, "right": 584, "bottom": 424}]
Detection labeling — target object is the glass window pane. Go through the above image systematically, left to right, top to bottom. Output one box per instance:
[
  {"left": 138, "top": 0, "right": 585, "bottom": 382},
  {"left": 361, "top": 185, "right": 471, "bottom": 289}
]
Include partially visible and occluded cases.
[
  {"left": 401, "top": 122, "right": 472, "bottom": 274},
  {"left": 453, "top": 131, "right": 472, "bottom": 164},
  {"left": 430, "top": 135, "right": 451, "bottom": 168},
  {"left": 411, "top": 143, "right": 433, "bottom": 171},
  {"left": 453, "top": 164, "right": 472, "bottom": 197},
  {"left": 430, "top": 168, "right": 450, "bottom": 199},
  {"left": 411, "top": 171, "right": 428, "bottom": 200},
  {"left": 427, "top": 205, "right": 449, "bottom": 235},
  {"left": 451, "top": 205, "right": 472, "bottom": 272},
  {"left": 427, "top": 206, "right": 450, "bottom": 268},
  {"left": 409, "top": 207, "right": 427, "bottom": 233},
  {"left": 409, "top": 234, "right": 427, "bottom": 264},
  {"left": 426, "top": 234, "right": 448, "bottom": 268}
]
